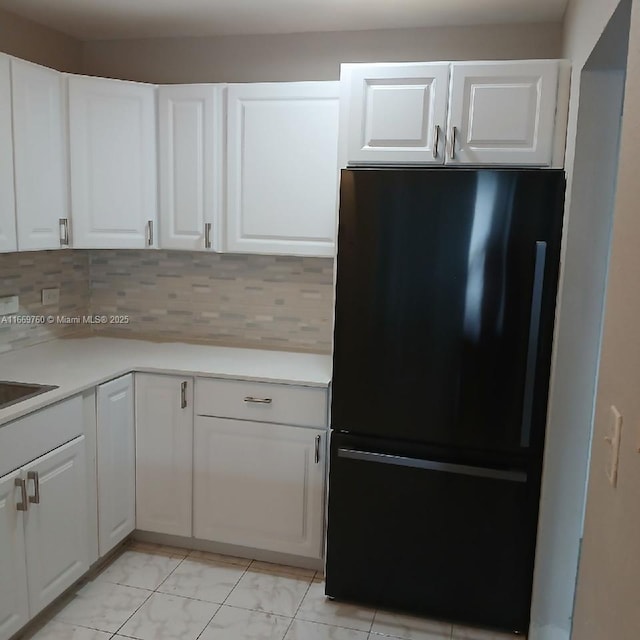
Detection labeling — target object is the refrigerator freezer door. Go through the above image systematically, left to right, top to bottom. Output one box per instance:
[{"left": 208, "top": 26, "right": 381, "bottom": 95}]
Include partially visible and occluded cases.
[
  {"left": 331, "top": 169, "right": 565, "bottom": 454},
  {"left": 325, "top": 433, "right": 537, "bottom": 633}
]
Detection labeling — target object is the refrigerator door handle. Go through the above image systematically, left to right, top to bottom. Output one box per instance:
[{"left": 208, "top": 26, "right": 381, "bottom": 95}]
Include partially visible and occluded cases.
[
  {"left": 520, "top": 241, "right": 547, "bottom": 448},
  {"left": 337, "top": 448, "right": 527, "bottom": 483}
]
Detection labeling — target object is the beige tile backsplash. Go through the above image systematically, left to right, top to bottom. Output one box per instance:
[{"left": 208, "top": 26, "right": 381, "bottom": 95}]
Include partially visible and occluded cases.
[
  {"left": 0, "top": 249, "right": 334, "bottom": 355},
  {"left": 0, "top": 250, "right": 91, "bottom": 354},
  {"left": 90, "top": 250, "right": 334, "bottom": 353}
]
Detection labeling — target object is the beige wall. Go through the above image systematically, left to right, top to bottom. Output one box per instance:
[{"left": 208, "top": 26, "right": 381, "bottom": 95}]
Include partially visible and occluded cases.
[
  {"left": 569, "top": 0, "right": 640, "bottom": 636},
  {"left": 0, "top": 7, "right": 82, "bottom": 72},
  {"left": 81, "top": 22, "right": 562, "bottom": 83}
]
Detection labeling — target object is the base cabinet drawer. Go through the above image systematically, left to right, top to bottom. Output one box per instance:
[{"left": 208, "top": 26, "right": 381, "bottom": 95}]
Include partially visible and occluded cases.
[
  {"left": 195, "top": 377, "right": 328, "bottom": 427},
  {"left": 193, "top": 416, "right": 326, "bottom": 559}
]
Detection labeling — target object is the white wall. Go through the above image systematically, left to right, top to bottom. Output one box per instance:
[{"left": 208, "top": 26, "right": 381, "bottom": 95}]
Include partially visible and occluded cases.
[
  {"left": 531, "top": 0, "right": 638, "bottom": 639},
  {"left": 569, "top": 0, "right": 640, "bottom": 637},
  {"left": 81, "top": 22, "right": 562, "bottom": 83}
]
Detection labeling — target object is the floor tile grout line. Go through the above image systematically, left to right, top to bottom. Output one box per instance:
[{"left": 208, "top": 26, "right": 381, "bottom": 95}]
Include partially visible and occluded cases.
[{"left": 281, "top": 569, "right": 317, "bottom": 638}]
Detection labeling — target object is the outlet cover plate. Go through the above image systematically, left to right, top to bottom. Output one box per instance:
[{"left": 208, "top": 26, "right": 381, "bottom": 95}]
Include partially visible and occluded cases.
[{"left": 41, "top": 288, "right": 60, "bottom": 306}]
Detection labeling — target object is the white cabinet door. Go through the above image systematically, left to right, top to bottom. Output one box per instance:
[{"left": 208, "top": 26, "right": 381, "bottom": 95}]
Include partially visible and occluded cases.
[
  {"left": 0, "top": 55, "right": 16, "bottom": 253},
  {"left": 12, "top": 58, "right": 67, "bottom": 251},
  {"left": 447, "top": 61, "right": 560, "bottom": 166},
  {"left": 342, "top": 62, "right": 450, "bottom": 165},
  {"left": 68, "top": 76, "right": 157, "bottom": 248},
  {"left": 226, "top": 82, "right": 339, "bottom": 257},
  {"left": 158, "top": 85, "right": 221, "bottom": 251},
  {"left": 97, "top": 374, "right": 135, "bottom": 556},
  {"left": 135, "top": 374, "right": 193, "bottom": 537},
  {"left": 194, "top": 417, "right": 326, "bottom": 559},
  {"left": 23, "top": 436, "right": 89, "bottom": 617},
  {"left": 0, "top": 470, "right": 29, "bottom": 640}
]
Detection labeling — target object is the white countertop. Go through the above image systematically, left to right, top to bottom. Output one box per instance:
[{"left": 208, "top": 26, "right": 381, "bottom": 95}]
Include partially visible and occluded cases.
[{"left": 0, "top": 337, "right": 333, "bottom": 426}]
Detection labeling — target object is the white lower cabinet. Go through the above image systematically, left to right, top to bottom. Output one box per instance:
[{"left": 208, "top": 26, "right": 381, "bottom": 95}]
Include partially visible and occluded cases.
[
  {"left": 135, "top": 373, "right": 193, "bottom": 537},
  {"left": 97, "top": 374, "right": 135, "bottom": 556},
  {"left": 193, "top": 416, "right": 326, "bottom": 559},
  {"left": 0, "top": 436, "right": 88, "bottom": 640},
  {"left": 23, "top": 437, "right": 89, "bottom": 616},
  {"left": 0, "top": 470, "right": 28, "bottom": 640}
]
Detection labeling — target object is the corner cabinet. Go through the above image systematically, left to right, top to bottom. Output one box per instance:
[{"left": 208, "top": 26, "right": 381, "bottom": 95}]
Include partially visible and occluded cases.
[
  {"left": 0, "top": 55, "right": 16, "bottom": 253},
  {"left": 11, "top": 58, "right": 68, "bottom": 250},
  {"left": 342, "top": 59, "right": 569, "bottom": 168},
  {"left": 68, "top": 76, "right": 157, "bottom": 249},
  {"left": 225, "top": 82, "right": 340, "bottom": 257},
  {"left": 158, "top": 84, "right": 222, "bottom": 251},
  {"left": 135, "top": 373, "right": 193, "bottom": 537},
  {"left": 96, "top": 374, "right": 135, "bottom": 556}
]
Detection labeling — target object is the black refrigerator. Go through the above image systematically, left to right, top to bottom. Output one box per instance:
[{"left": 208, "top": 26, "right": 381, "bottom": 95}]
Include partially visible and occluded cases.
[{"left": 325, "top": 168, "right": 565, "bottom": 634}]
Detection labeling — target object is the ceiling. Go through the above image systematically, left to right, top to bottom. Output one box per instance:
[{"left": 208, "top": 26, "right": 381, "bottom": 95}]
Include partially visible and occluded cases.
[{"left": 0, "top": 0, "right": 570, "bottom": 41}]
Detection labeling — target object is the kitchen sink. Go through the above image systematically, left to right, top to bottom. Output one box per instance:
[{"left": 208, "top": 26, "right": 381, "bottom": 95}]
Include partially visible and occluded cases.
[{"left": 0, "top": 381, "right": 59, "bottom": 410}]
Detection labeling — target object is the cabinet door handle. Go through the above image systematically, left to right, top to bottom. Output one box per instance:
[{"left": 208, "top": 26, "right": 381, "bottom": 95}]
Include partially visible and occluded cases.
[
  {"left": 433, "top": 124, "right": 440, "bottom": 159},
  {"left": 450, "top": 125, "right": 457, "bottom": 160},
  {"left": 59, "top": 218, "right": 69, "bottom": 246},
  {"left": 146, "top": 220, "right": 154, "bottom": 247},
  {"left": 204, "top": 223, "right": 212, "bottom": 249},
  {"left": 181, "top": 381, "right": 188, "bottom": 409},
  {"left": 243, "top": 396, "right": 272, "bottom": 404},
  {"left": 314, "top": 435, "right": 321, "bottom": 464},
  {"left": 27, "top": 471, "right": 40, "bottom": 504},
  {"left": 15, "top": 478, "right": 28, "bottom": 511}
]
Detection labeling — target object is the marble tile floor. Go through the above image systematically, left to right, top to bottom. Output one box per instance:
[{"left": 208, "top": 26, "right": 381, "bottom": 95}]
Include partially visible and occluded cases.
[{"left": 20, "top": 541, "right": 523, "bottom": 640}]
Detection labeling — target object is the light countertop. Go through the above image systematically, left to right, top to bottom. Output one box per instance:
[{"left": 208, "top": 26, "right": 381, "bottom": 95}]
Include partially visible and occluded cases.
[{"left": 0, "top": 337, "right": 333, "bottom": 426}]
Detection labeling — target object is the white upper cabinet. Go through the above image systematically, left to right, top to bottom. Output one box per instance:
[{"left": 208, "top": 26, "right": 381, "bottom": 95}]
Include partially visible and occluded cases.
[
  {"left": 0, "top": 55, "right": 16, "bottom": 253},
  {"left": 11, "top": 58, "right": 67, "bottom": 251},
  {"left": 447, "top": 61, "right": 560, "bottom": 166},
  {"left": 342, "top": 62, "right": 450, "bottom": 165},
  {"left": 68, "top": 75, "right": 157, "bottom": 249},
  {"left": 226, "top": 81, "right": 340, "bottom": 257},
  {"left": 158, "top": 84, "right": 222, "bottom": 251}
]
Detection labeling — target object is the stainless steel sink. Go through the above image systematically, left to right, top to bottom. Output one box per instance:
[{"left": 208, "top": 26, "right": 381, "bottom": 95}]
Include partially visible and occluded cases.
[{"left": 0, "top": 381, "right": 59, "bottom": 410}]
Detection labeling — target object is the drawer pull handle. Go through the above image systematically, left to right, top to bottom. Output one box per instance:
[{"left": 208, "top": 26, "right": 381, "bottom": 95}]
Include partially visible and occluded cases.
[
  {"left": 181, "top": 381, "right": 188, "bottom": 409},
  {"left": 244, "top": 396, "right": 272, "bottom": 404},
  {"left": 315, "top": 435, "right": 321, "bottom": 464},
  {"left": 27, "top": 471, "right": 40, "bottom": 504},
  {"left": 15, "top": 478, "right": 28, "bottom": 511}
]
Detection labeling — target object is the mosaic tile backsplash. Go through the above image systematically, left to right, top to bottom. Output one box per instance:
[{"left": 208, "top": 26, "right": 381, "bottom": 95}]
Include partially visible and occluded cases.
[
  {"left": 0, "top": 249, "right": 334, "bottom": 354},
  {"left": 0, "top": 250, "right": 91, "bottom": 354},
  {"left": 89, "top": 250, "right": 334, "bottom": 353}
]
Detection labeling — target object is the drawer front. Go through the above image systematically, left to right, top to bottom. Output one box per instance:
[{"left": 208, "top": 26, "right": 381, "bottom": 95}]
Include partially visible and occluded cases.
[
  {"left": 195, "top": 378, "right": 328, "bottom": 428},
  {"left": 0, "top": 396, "right": 83, "bottom": 477}
]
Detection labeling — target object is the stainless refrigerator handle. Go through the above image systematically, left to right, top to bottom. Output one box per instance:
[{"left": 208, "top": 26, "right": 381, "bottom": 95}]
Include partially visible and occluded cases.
[
  {"left": 520, "top": 241, "right": 547, "bottom": 448},
  {"left": 337, "top": 448, "right": 527, "bottom": 483}
]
